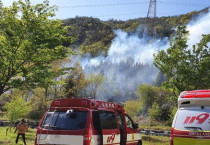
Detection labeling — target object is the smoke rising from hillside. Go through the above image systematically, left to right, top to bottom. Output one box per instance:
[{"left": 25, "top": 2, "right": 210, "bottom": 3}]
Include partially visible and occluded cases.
[
  {"left": 74, "top": 10, "right": 210, "bottom": 101},
  {"left": 187, "top": 12, "right": 210, "bottom": 47},
  {"left": 79, "top": 30, "right": 165, "bottom": 101},
  {"left": 107, "top": 30, "right": 169, "bottom": 65}
]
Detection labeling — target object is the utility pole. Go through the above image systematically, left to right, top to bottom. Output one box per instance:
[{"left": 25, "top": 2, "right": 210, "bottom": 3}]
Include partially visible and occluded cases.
[{"left": 147, "top": 0, "right": 157, "bottom": 40}]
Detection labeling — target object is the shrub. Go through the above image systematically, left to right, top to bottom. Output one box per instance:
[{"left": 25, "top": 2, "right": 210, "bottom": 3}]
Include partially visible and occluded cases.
[
  {"left": 3, "top": 93, "right": 32, "bottom": 123},
  {"left": 124, "top": 100, "right": 142, "bottom": 120},
  {"left": 148, "top": 102, "right": 161, "bottom": 122},
  {"left": 168, "top": 106, "right": 178, "bottom": 125}
]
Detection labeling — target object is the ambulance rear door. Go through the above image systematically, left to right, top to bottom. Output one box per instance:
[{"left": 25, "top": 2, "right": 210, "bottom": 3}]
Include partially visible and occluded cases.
[{"left": 173, "top": 107, "right": 210, "bottom": 145}]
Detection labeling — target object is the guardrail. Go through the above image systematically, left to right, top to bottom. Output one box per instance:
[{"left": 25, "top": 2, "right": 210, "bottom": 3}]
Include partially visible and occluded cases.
[{"left": 140, "top": 129, "right": 171, "bottom": 137}]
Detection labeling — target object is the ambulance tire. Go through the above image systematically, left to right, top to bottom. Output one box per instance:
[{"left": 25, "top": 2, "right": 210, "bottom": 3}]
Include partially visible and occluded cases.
[{"left": 137, "top": 141, "right": 142, "bottom": 145}]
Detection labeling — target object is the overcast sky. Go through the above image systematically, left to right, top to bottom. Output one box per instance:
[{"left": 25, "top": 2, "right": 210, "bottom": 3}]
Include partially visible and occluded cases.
[{"left": 2, "top": 0, "right": 210, "bottom": 20}]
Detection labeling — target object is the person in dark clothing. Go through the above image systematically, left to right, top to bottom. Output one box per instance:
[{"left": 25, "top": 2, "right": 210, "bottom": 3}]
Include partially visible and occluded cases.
[{"left": 14, "top": 119, "right": 28, "bottom": 145}]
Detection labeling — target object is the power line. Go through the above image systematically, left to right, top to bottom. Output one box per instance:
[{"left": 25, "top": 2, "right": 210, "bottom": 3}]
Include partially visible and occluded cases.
[
  {"left": 55, "top": 1, "right": 210, "bottom": 20},
  {"left": 58, "top": 1, "right": 209, "bottom": 9},
  {"left": 158, "top": 1, "right": 210, "bottom": 7},
  {"left": 58, "top": 2, "right": 149, "bottom": 8},
  {"left": 61, "top": 11, "right": 201, "bottom": 20},
  {"left": 68, "top": 12, "right": 148, "bottom": 19},
  {"left": 94, "top": 12, "right": 148, "bottom": 18}
]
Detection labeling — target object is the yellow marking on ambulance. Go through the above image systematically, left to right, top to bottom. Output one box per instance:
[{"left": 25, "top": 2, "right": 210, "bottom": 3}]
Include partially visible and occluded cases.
[
  {"left": 132, "top": 134, "right": 134, "bottom": 140},
  {"left": 174, "top": 137, "right": 210, "bottom": 145}
]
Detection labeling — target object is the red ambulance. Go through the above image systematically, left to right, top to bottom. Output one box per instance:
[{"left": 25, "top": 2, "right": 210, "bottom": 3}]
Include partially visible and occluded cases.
[
  {"left": 170, "top": 90, "right": 210, "bottom": 145},
  {"left": 35, "top": 98, "right": 142, "bottom": 145}
]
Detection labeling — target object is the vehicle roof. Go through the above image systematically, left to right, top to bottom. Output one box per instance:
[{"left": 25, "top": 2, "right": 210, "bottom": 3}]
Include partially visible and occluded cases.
[
  {"left": 178, "top": 90, "right": 210, "bottom": 108},
  {"left": 179, "top": 90, "right": 210, "bottom": 98},
  {"left": 49, "top": 98, "right": 125, "bottom": 112}
]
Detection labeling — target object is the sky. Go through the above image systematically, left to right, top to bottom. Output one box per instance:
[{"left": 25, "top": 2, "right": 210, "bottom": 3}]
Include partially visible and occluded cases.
[{"left": 2, "top": 0, "right": 210, "bottom": 21}]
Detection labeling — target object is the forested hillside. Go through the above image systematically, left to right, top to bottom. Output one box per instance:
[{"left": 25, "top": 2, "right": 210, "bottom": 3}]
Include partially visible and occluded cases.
[
  {"left": 63, "top": 8, "right": 209, "bottom": 56},
  {"left": 63, "top": 17, "right": 114, "bottom": 56}
]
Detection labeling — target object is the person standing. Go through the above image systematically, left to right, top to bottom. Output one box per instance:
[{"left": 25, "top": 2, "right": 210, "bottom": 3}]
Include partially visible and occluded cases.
[{"left": 14, "top": 119, "right": 29, "bottom": 145}]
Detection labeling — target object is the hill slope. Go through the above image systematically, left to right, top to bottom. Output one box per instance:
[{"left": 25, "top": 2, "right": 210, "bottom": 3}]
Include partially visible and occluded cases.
[{"left": 63, "top": 8, "right": 209, "bottom": 57}]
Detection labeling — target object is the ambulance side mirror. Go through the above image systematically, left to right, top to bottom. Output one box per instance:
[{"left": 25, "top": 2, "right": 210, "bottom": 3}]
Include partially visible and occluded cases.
[{"left": 133, "top": 123, "right": 139, "bottom": 129}]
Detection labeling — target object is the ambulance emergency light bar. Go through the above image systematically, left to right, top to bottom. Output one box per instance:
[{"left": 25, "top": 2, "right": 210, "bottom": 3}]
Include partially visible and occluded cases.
[
  {"left": 179, "top": 90, "right": 210, "bottom": 98},
  {"left": 50, "top": 98, "right": 124, "bottom": 111}
]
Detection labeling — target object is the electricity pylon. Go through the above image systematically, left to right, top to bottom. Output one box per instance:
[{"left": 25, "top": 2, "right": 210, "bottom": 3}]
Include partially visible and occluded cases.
[
  {"left": 147, "top": 0, "right": 157, "bottom": 40},
  {"left": 147, "top": 0, "right": 156, "bottom": 18}
]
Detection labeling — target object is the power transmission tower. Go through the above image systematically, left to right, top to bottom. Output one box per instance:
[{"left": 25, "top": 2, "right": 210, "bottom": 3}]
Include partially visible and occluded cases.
[
  {"left": 147, "top": 0, "right": 157, "bottom": 40},
  {"left": 147, "top": 0, "right": 156, "bottom": 18}
]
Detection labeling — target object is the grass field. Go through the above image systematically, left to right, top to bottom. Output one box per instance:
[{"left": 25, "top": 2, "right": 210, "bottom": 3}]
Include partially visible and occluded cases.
[
  {"left": 0, "top": 126, "right": 170, "bottom": 145},
  {"left": 0, "top": 127, "right": 36, "bottom": 145},
  {"left": 142, "top": 135, "right": 170, "bottom": 145}
]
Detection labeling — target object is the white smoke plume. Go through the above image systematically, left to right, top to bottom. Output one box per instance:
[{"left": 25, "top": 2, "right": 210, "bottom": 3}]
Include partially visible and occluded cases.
[
  {"left": 72, "top": 9, "right": 210, "bottom": 101},
  {"left": 82, "top": 10, "right": 210, "bottom": 68},
  {"left": 187, "top": 12, "right": 210, "bottom": 47},
  {"left": 107, "top": 30, "right": 168, "bottom": 65},
  {"left": 80, "top": 31, "right": 169, "bottom": 66}
]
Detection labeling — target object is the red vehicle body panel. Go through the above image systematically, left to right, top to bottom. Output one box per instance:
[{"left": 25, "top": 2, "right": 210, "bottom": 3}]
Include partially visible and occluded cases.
[{"left": 35, "top": 98, "right": 142, "bottom": 145}]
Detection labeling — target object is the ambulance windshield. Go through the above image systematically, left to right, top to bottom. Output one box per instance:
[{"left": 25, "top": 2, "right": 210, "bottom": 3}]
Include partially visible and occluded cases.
[
  {"left": 175, "top": 107, "right": 210, "bottom": 131},
  {"left": 41, "top": 110, "right": 87, "bottom": 130}
]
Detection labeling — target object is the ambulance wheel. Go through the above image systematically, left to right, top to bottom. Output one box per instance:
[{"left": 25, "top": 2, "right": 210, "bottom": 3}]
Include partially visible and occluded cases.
[{"left": 137, "top": 141, "right": 142, "bottom": 145}]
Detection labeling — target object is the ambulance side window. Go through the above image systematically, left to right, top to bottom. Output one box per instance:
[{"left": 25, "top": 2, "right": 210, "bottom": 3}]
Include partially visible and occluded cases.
[
  {"left": 92, "top": 111, "right": 101, "bottom": 132},
  {"left": 99, "top": 111, "right": 118, "bottom": 129},
  {"left": 41, "top": 112, "right": 59, "bottom": 128},
  {"left": 42, "top": 113, "right": 52, "bottom": 127},
  {"left": 117, "top": 114, "right": 123, "bottom": 126},
  {"left": 125, "top": 115, "right": 133, "bottom": 128}
]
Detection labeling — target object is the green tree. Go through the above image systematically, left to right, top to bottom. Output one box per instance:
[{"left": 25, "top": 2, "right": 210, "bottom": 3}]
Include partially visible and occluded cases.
[
  {"left": 0, "top": 0, "right": 73, "bottom": 96},
  {"left": 154, "top": 26, "right": 210, "bottom": 93},
  {"left": 64, "top": 62, "right": 89, "bottom": 98},
  {"left": 153, "top": 71, "right": 166, "bottom": 86},
  {"left": 86, "top": 74, "right": 105, "bottom": 99},
  {"left": 137, "top": 84, "right": 156, "bottom": 111},
  {"left": 137, "top": 84, "right": 174, "bottom": 116},
  {"left": 28, "top": 88, "right": 50, "bottom": 119},
  {"left": 3, "top": 91, "right": 32, "bottom": 123},
  {"left": 124, "top": 100, "right": 142, "bottom": 119},
  {"left": 148, "top": 102, "right": 161, "bottom": 122},
  {"left": 149, "top": 102, "right": 175, "bottom": 125},
  {"left": 169, "top": 106, "right": 178, "bottom": 124}
]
